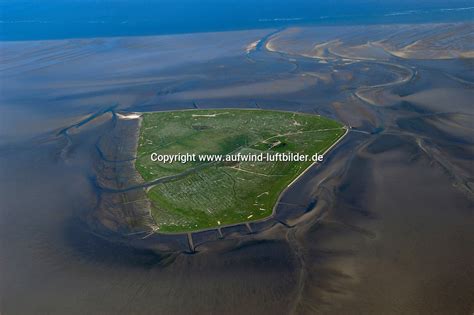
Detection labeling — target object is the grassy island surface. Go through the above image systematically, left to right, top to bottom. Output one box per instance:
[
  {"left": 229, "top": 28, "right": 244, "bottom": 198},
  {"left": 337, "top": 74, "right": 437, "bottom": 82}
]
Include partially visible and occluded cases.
[{"left": 136, "top": 109, "right": 345, "bottom": 233}]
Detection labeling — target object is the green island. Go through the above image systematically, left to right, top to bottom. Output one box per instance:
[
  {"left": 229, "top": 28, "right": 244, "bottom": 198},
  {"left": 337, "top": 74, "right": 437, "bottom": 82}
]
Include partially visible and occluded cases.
[{"left": 135, "top": 109, "right": 345, "bottom": 233}]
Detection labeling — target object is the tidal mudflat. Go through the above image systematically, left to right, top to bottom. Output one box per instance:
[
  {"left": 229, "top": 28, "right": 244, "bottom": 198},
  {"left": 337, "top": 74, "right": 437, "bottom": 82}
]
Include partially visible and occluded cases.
[{"left": 0, "top": 23, "right": 473, "bottom": 314}]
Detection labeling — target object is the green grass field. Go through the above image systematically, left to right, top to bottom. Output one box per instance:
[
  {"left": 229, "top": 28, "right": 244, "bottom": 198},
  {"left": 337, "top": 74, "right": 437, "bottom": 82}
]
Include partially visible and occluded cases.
[{"left": 135, "top": 109, "right": 345, "bottom": 233}]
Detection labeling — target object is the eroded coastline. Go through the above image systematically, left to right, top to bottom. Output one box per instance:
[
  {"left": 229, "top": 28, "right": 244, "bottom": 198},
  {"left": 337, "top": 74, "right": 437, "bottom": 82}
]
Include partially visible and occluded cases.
[{"left": 78, "top": 108, "right": 349, "bottom": 251}]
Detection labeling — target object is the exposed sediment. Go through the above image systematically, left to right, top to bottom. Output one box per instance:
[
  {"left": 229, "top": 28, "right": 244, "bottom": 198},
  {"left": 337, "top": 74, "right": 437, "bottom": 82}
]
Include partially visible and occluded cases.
[{"left": 91, "top": 113, "right": 156, "bottom": 236}]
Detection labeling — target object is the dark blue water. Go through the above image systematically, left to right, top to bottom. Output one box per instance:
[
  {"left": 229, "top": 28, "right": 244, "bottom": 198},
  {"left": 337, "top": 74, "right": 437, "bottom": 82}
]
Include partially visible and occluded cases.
[{"left": 1, "top": 0, "right": 473, "bottom": 41}]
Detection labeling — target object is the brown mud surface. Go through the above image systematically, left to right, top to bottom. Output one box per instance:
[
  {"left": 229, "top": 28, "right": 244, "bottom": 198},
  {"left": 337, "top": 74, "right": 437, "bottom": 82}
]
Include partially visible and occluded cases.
[{"left": 0, "top": 24, "right": 473, "bottom": 314}]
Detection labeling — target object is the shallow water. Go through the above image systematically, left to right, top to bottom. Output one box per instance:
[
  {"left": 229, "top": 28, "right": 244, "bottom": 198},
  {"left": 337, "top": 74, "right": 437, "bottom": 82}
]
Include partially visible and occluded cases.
[{"left": 0, "top": 24, "right": 473, "bottom": 314}]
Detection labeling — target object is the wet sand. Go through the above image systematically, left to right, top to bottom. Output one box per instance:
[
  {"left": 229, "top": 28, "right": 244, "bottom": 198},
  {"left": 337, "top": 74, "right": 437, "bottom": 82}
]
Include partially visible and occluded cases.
[{"left": 0, "top": 23, "right": 473, "bottom": 314}]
